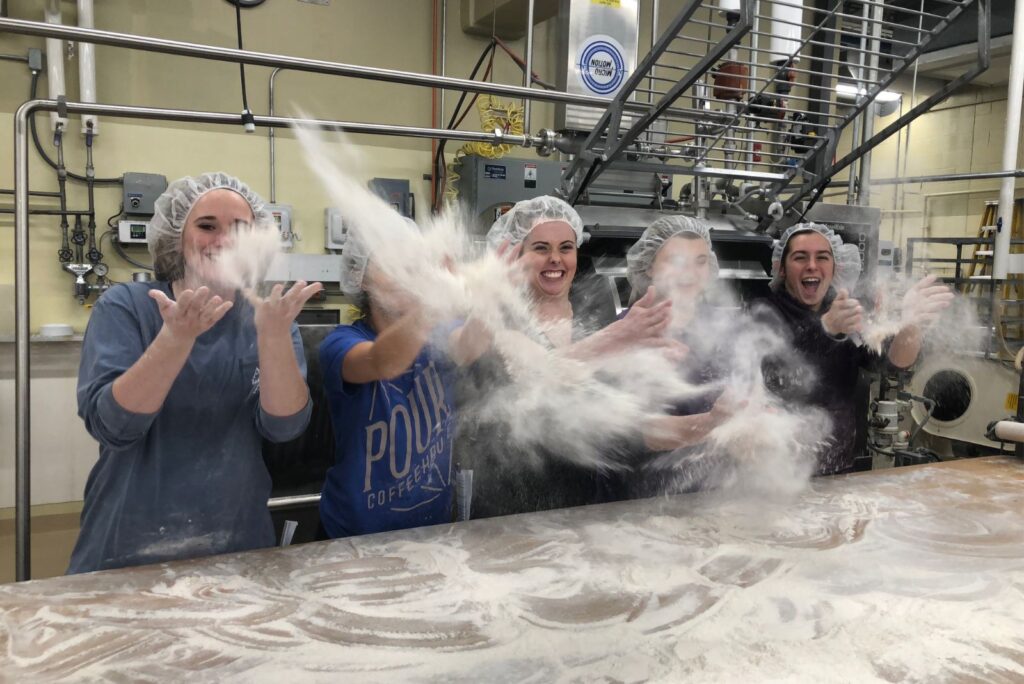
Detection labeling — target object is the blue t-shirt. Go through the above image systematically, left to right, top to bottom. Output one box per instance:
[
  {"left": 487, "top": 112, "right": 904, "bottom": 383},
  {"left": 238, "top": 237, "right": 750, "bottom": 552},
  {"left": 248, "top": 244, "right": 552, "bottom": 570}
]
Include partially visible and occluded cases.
[
  {"left": 70, "top": 282, "right": 311, "bottom": 574},
  {"left": 319, "top": 319, "right": 456, "bottom": 538}
]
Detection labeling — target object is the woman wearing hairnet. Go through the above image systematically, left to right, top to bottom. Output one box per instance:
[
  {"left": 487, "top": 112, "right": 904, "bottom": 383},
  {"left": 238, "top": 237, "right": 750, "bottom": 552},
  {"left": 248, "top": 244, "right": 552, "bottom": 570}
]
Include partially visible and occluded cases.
[
  {"left": 69, "top": 172, "right": 322, "bottom": 573},
  {"left": 485, "top": 195, "right": 675, "bottom": 356},
  {"left": 460, "top": 197, "right": 678, "bottom": 519},
  {"left": 623, "top": 216, "right": 742, "bottom": 454},
  {"left": 317, "top": 220, "right": 488, "bottom": 539},
  {"left": 755, "top": 222, "right": 953, "bottom": 475}
]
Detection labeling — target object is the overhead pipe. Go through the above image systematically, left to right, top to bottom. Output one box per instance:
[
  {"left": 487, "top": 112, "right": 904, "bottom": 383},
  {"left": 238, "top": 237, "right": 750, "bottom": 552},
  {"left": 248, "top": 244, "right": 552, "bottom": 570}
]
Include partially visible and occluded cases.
[
  {"left": 76, "top": 0, "right": 99, "bottom": 135},
  {"left": 993, "top": 0, "right": 1024, "bottom": 280},
  {"left": 43, "top": 1, "right": 67, "bottom": 131},
  {"left": 0, "top": 17, "right": 651, "bottom": 113},
  {"left": 12, "top": 97, "right": 543, "bottom": 580},
  {"left": 871, "top": 169, "right": 1024, "bottom": 185}
]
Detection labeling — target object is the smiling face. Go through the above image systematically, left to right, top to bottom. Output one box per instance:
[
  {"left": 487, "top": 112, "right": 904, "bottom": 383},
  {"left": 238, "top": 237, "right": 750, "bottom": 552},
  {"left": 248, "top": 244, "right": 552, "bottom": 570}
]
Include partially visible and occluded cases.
[
  {"left": 181, "top": 189, "right": 254, "bottom": 287},
  {"left": 518, "top": 220, "right": 578, "bottom": 301},
  {"left": 781, "top": 231, "right": 835, "bottom": 310},
  {"left": 649, "top": 234, "right": 713, "bottom": 303}
]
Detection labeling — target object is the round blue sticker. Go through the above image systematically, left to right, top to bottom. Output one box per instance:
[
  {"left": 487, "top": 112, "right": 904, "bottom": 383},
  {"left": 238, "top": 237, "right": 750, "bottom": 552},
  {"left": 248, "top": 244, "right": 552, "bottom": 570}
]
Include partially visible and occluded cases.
[{"left": 578, "top": 36, "right": 626, "bottom": 96}]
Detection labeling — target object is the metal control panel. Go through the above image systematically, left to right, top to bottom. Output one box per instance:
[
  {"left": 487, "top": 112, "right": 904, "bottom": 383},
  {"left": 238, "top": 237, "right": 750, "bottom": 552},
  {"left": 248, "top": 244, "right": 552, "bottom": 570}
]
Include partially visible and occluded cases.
[
  {"left": 122, "top": 172, "right": 167, "bottom": 217},
  {"left": 265, "top": 203, "right": 295, "bottom": 248},
  {"left": 117, "top": 219, "right": 150, "bottom": 244}
]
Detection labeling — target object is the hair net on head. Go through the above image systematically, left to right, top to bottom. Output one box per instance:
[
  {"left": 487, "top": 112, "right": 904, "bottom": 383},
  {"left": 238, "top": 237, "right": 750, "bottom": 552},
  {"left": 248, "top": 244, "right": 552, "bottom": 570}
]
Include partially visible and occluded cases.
[
  {"left": 148, "top": 172, "right": 270, "bottom": 282},
  {"left": 485, "top": 195, "right": 584, "bottom": 249},
  {"left": 625, "top": 215, "right": 719, "bottom": 294},
  {"left": 338, "top": 217, "right": 420, "bottom": 296},
  {"left": 770, "top": 222, "right": 862, "bottom": 293},
  {"left": 338, "top": 231, "right": 370, "bottom": 297}
]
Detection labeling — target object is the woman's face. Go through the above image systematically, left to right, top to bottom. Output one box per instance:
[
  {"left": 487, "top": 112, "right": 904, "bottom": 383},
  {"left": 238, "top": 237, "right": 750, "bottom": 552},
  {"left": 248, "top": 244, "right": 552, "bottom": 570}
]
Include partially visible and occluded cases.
[
  {"left": 181, "top": 189, "right": 254, "bottom": 285},
  {"left": 518, "top": 220, "right": 578, "bottom": 300},
  {"left": 649, "top": 235, "right": 713, "bottom": 303}
]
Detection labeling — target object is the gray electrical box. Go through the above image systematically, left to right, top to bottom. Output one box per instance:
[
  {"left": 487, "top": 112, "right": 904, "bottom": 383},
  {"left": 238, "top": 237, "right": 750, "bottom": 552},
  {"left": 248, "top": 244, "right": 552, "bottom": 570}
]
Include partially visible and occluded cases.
[
  {"left": 456, "top": 155, "right": 568, "bottom": 231},
  {"left": 122, "top": 172, "right": 167, "bottom": 217},
  {"left": 368, "top": 178, "right": 412, "bottom": 218}
]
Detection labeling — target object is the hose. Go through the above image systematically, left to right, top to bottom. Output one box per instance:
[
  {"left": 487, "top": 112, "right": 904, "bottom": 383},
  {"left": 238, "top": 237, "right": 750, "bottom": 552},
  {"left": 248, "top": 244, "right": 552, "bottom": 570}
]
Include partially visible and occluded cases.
[{"left": 444, "top": 96, "right": 524, "bottom": 205}]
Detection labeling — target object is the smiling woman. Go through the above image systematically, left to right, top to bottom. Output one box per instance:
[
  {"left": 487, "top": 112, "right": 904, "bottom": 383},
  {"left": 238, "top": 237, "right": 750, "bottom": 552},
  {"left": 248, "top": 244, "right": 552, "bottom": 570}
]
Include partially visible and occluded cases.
[{"left": 69, "top": 172, "right": 322, "bottom": 574}]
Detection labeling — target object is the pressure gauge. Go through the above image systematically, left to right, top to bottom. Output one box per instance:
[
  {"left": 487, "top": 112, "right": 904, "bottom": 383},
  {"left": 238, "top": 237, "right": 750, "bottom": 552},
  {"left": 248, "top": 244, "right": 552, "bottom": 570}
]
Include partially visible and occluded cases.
[{"left": 93, "top": 263, "right": 109, "bottom": 277}]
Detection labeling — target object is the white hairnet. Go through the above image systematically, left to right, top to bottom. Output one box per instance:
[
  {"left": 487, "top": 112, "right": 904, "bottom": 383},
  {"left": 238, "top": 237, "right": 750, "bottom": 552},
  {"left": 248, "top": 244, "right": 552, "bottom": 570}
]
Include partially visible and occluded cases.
[
  {"left": 149, "top": 172, "right": 269, "bottom": 282},
  {"left": 485, "top": 196, "right": 584, "bottom": 249},
  {"left": 626, "top": 215, "right": 719, "bottom": 294},
  {"left": 339, "top": 216, "right": 419, "bottom": 297},
  {"left": 770, "top": 222, "right": 862, "bottom": 293}
]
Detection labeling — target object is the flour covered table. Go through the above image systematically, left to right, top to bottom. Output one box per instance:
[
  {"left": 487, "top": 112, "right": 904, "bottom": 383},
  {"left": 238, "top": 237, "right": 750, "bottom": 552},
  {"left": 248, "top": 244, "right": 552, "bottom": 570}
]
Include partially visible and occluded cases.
[{"left": 2, "top": 458, "right": 1023, "bottom": 682}]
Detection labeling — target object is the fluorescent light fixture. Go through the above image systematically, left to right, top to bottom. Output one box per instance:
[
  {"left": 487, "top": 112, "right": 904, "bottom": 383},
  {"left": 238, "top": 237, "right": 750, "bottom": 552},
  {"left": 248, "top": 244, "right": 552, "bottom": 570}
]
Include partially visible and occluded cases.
[{"left": 836, "top": 83, "right": 902, "bottom": 102}]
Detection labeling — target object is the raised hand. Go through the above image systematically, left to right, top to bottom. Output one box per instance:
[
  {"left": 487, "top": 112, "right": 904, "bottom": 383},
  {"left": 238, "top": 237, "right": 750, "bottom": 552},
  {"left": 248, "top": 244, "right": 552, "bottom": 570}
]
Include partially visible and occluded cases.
[
  {"left": 901, "top": 274, "right": 954, "bottom": 329},
  {"left": 247, "top": 281, "right": 324, "bottom": 336},
  {"left": 149, "top": 286, "right": 233, "bottom": 343},
  {"left": 619, "top": 286, "right": 673, "bottom": 341},
  {"left": 821, "top": 288, "right": 863, "bottom": 337}
]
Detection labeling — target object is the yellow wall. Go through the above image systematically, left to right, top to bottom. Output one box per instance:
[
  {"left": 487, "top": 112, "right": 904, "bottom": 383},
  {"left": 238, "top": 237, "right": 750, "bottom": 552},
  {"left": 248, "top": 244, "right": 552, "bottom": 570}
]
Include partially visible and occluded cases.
[
  {"left": 0, "top": 0, "right": 568, "bottom": 333},
  {"left": 831, "top": 74, "right": 1024, "bottom": 263}
]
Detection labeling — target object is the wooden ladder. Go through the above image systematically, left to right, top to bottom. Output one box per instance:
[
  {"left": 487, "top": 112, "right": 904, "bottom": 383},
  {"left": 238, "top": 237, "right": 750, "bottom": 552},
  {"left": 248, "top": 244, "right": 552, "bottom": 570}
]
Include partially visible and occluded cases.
[{"left": 966, "top": 199, "right": 1024, "bottom": 341}]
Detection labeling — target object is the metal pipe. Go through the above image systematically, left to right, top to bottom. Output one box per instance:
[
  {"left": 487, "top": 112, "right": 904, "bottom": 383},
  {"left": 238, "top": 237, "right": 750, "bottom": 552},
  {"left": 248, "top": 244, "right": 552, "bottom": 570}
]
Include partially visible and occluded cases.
[
  {"left": 77, "top": 0, "right": 99, "bottom": 135},
  {"left": 439, "top": 0, "right": 446, "bottom": 136},
  {"left": 523, "top": 0, "right": 534, "bottom": 131},
  {"left": 649, "top": 0, "right": 659, "bottom": 110},
  {"left": 847, "top": 0, "right": 870, "bottom": 205},
  {"left": 993, "top": 0, "right": 1024, "bottom": 280},
  {"left": 857, "top": 1, "right": 885, "bottom": 207},
  {"left": 43, "top": 2, "right": 67, "bottom": 132},
  {"left": 0, "top": 17, "right": 639, "bottom": 112},
  {"left": 0, "top": 52, "right": 28, "bottom": 62},
  {"left": 268, "top": 67, "right": 285, "bottom": 202},
  {"left": 12, "top": 98, "right": 542, "bottom": 581},
  {"left": 14, "top": 102, "right": 31, "bottom": 582},
  {"left": 871, "top": 170, "right": 1024, "bottom": 185},
  {"left": 0, "top": 188, "right": 64, "bottom": 197},
  {"left": 267, "top": 493, "right": 321, "bottom": 510}
]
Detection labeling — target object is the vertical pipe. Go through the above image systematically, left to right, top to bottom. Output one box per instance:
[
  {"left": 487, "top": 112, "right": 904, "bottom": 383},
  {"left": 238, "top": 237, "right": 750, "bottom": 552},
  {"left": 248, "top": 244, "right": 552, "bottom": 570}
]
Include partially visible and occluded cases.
[
  {"left": 43, "top": 0, "right": 67, "bottom": 131},
  {"left": 76, "top": 0, "right": 98, "bottom": 134},
  {"left": 440, "top": 0, "right": 447, "bottom": 139},
  {"left": 523, "top": 0, "right": 535, "bottom": 132},
  {"left": 647, "top": 0, "right": 659, "bottom": 145},
  {"left": 746, "top": 0, "right": 759, "bottom": 171},
  {"left": 847, "top": 0, "right": 870, "bottom": 205},
  {"left": 994, "top": 0, "right": 1024, "bottom": 280},
  {"left": 856, "top": 1, "right": 884, "bottom": 207},
  {"left": 268, "top": 67, "right": 283, "bottom": 203},
  {"left": 14, "top": 102, "right": 33, "bottom": 582},
  {"left": 846, "top": 115, "right": 861, "bottom": 204}
]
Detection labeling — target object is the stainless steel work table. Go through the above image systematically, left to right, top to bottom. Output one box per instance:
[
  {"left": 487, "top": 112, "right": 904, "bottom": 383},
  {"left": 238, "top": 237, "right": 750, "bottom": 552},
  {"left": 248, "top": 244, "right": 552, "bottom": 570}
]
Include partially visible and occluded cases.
[{"left": 2, "top": 458, "right": 1022, "bottom": 682}]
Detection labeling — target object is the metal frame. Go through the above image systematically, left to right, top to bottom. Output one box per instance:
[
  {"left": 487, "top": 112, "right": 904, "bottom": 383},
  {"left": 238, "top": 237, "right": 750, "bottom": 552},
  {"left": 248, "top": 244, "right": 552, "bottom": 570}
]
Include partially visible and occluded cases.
[
  {"left": 550, "top": 0, "right": 990, "bottom": 226},
  {"left": 560, "top": 0, "right": 755, "bottom": 203},
  {"left": 785, "top": 0, "right": 992, "bottom": 218},
  {"left": 11, "top": 99, "right": 543, "bottom": 582}
]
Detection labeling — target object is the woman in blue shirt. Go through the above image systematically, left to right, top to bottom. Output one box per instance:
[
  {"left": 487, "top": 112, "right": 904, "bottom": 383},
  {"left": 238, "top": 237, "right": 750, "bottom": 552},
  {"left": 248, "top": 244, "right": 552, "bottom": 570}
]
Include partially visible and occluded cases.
[{"left": 70, "top": 172, "right": 321, "bottom": 573}]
